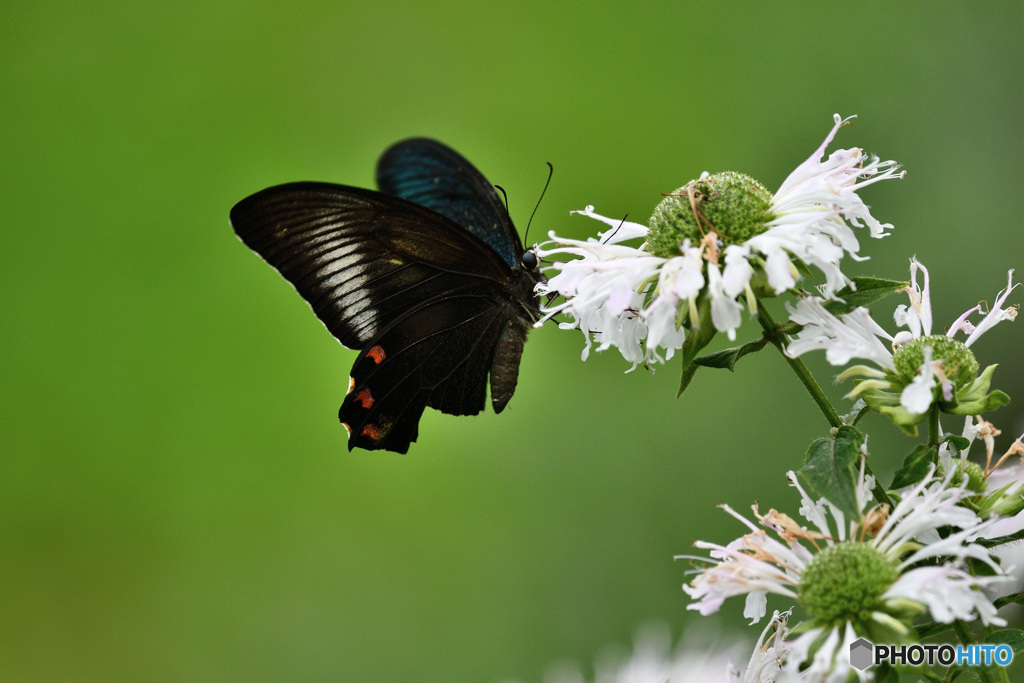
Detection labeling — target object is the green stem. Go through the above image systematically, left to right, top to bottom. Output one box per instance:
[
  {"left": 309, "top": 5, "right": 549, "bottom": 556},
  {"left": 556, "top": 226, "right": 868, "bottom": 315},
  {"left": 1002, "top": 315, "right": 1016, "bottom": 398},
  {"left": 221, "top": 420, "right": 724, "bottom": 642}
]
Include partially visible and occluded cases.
[
  {"left": 755, "top": 300, "right": 842, "bottom": 429},
  {"left": 756, "top": 300, "right": 894, "bottom": 508},
  {"left": 929, "top": 404, "right": 941, "bottom": 448},
  {"left": 982, "top": 530, "right": 1024, "bottom": 548},
  {"left": 953, "top": 620, "right": 1001, "bottom": 683},
  {"left": 998, "top": 656, "right": 1011, "bottom": 683},
  {"left": 1000, "top": 658, "right": 1011, "bottom": 682},
  {"left": 907, "top": 664, "right": 944, "bottom": 682}
]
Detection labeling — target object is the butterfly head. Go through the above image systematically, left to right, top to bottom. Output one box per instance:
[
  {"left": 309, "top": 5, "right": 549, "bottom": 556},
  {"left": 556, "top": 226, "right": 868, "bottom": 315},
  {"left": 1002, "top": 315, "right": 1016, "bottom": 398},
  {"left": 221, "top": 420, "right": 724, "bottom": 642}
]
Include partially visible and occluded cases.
[{"left": 520, "top": 249, "right": 539, "bottom": 271}]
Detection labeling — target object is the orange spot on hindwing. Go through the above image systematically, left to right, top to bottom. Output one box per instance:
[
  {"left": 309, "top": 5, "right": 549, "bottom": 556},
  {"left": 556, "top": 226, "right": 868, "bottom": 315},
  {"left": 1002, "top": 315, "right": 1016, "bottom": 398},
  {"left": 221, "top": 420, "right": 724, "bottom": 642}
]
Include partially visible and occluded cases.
[
  {"left": 365, "top": 345, "right": 386, "bottom": 365},
  {"left": 353, "top": 388, "right": 374, "bottom": 409},
  {"left": 360, "top": 424, "right": 383, "bottom": 442}
]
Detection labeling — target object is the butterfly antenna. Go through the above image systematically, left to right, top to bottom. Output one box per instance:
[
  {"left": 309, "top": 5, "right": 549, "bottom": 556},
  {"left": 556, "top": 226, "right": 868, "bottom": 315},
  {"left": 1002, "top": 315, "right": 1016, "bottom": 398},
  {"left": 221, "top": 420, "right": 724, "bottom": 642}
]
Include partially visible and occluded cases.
[
  {"left": 524, "top": 162, "right": 553, "bottom": 246},
  {"left": 494, "top": 185, "right": 511, "bottom": 217},
  {"left": 600, "top": 214, "right": 629, "bottom": 245}
]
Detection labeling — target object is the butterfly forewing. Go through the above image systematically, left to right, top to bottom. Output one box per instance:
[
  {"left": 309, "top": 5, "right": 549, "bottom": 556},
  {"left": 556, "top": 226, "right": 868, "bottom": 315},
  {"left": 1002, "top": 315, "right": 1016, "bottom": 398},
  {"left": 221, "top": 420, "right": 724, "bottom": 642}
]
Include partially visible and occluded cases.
[
  {"left": 377, "top": 138, "right": 521, "bottom": 269},
  {"left": 231, "top": 183, "right": 513, "bottom": 349}
]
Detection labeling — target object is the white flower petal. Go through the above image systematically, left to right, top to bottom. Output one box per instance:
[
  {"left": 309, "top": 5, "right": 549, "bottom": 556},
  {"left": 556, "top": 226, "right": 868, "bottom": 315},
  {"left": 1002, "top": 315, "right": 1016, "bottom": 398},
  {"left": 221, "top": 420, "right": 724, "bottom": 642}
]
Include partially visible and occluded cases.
[
  {"left": 569, "top": 205, "right": 650, "bottom": 243},
  {"left": 721, "top": 244, "right": 753, "bottom": 297},
  {"left": 901, "top": 257, "right": 933, "bottom": 338},
  {"left": 708, "top": 266, "right": 744, "bottom": 340},
  {"left": 964, "top": 269, "right": 1020, "bottom": 347},
  {"left": 785, "top": 298, "right": 894, "bottom": 369},
  {"left": 899, "top": 357, "right": 937, "bottom": 415},
  {"left": 688, "top": 462, "right": 1008, "bottom": 668},
  {"left": 886, "top": 565, "right": 1008, "bottom": 626},
  {"left": 743, "top": 591, "right": 768, "bottom": 625}
]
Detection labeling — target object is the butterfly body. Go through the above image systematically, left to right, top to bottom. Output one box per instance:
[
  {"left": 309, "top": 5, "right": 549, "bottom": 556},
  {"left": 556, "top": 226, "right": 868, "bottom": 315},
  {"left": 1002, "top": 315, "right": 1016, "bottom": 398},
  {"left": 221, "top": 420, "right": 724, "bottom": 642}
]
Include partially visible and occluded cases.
[{"left": 231, "top": 140, "right": 543, "bottom": 453}]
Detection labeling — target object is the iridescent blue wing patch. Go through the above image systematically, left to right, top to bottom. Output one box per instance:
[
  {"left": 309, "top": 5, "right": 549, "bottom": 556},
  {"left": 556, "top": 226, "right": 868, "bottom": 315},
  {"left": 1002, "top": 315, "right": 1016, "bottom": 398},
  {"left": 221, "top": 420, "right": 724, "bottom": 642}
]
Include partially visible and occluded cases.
[{"left": 376, "top": 138, "right": 520, "bottom": 269}]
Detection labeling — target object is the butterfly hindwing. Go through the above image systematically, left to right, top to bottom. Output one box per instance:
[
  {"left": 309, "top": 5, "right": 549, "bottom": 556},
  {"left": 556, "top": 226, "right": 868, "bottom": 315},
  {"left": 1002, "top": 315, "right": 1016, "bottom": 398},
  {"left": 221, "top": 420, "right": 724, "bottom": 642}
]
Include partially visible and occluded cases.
[{"left": 340, "top": 291, "right": 514, "bottom": 452}]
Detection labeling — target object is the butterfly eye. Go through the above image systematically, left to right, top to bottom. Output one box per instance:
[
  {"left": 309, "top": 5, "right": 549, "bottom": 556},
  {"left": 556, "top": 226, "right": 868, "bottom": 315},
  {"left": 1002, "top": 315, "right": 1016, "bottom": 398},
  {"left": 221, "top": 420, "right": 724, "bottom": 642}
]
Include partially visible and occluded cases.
[{"left": 521, "top": 251, "right": 538, "bottom": 270}]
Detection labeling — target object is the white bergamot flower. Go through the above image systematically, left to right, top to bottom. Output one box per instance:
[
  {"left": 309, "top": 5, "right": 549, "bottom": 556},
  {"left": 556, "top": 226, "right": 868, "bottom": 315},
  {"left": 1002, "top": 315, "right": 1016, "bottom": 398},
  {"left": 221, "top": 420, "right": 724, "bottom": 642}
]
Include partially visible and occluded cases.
[
  {"left": 534, "top": 114, "right": 903, "bottom": 370},
  {"left": 786, "top": 258, "right": 1018, "bottom": 430},
  {"left": 939, "top": 416, "right": 1024, "bottom": 520},
  {"left": 680, "top": 460, "right": 1009, "bottom": 682},
  {"left": 530, "top": 616, "right": 789, "bottom": 683}
]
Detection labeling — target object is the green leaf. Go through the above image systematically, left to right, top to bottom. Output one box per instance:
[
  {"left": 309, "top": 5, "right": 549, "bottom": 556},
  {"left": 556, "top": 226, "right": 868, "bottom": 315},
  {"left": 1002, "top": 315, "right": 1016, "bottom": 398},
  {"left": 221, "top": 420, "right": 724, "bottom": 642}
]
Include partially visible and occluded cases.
[
  {"left": 822, "top": 277, "right": 909, "bottom": 316},
  {"left": 677, "top": 295, "right": 717, "bottom": 397},
  {"left": 775, "top": 320, "right": 803, "bottom": 337},
  {"left": 693, "top": 337, "right": 770, "bottom": 371},
  {"left": 677, "top": 362, "right": 700, "bottom": 396},
  {"left": 946, "top": 364, "right": 1010, "bottom": 415},
  {"left": 855, "top": 382, "right": 925, "bottom": 435},
  {"left": 947, "top": 389, "right": 1010, "bottom": 416},
  {"left": 984, "top": 389, "right": 1011, "bottom": 410},
  {"left": 840, "top": 399, "right": 870, "bottom": 426},
  {"left": 876, "top": 402, "right": 929, "bottom": 428},
  {"left": 795, "top": 425, "right": 865, "bottom": 519},
  {"left": 941, "top": 434, "right": 972, "bottom": 452},
  {"left": 890, "top": 444, "right": 937, "bottom": 489},
  {"left": 967, "top": 555, "right": 999, "bottom": 577},
  {"left": 993, "top": 592, "right": 1024, "bottom": 610},
  {"left": 915, "top": 619, "right": 951, "bottom": 639},
  {"left": 986, "top": 628, "right": 1024, "bottom": 647},
  {"left": 971, "top": 630, "right": 1022, "bottom": 673},
  {"left": 874, "top": 663, "right": 899, "bottom": 683}
]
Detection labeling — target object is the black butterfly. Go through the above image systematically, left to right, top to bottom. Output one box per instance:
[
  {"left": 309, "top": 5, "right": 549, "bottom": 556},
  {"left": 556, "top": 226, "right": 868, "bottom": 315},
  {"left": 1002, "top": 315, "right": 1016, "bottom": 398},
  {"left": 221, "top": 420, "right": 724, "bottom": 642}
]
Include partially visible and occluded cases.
[{"left": 230, "top": 139, "right": 545, "bottom": 453}]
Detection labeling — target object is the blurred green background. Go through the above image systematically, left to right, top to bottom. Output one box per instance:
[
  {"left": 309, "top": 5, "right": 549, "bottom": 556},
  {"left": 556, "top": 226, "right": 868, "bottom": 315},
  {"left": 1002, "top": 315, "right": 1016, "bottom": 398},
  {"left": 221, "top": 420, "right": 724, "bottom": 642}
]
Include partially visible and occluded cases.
[{"left": 3, "top": 2, "right": 1023, "bottom": 681}]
